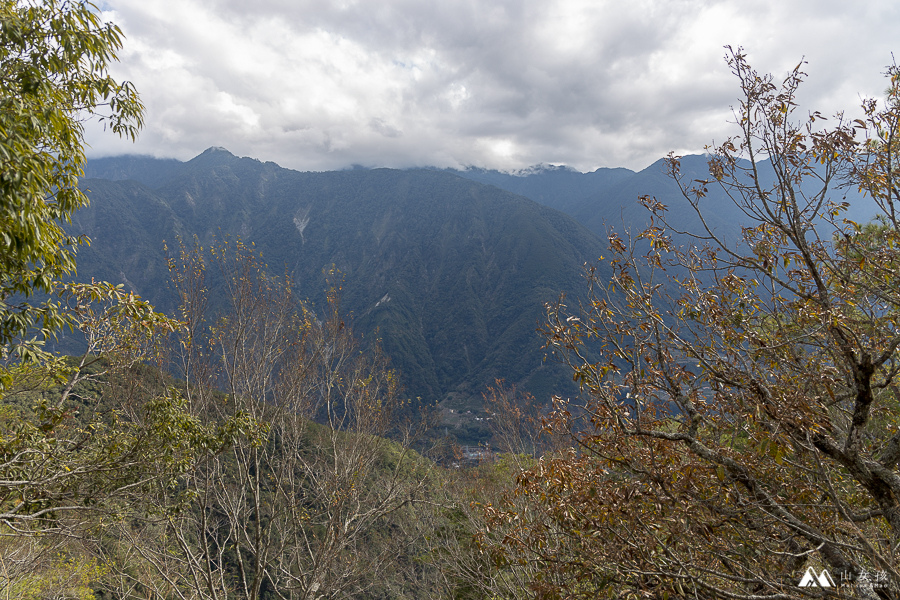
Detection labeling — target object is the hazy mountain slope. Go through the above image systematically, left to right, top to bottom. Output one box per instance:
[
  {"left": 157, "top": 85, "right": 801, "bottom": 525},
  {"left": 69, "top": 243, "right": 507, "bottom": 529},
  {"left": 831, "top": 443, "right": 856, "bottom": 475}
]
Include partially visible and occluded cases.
[
  {"left": 74, "top": 149, "right": 607, "bottom": 413},
  {"left": 80, "top": 149, "right": 879, "bottom": 424},
  {"left": 82, "top": 154, "right": 184, "bottom": 188},
  {"left": 454, "top": 154, "right": 880, "bottom": 240},
  {"left": 453, "top": 156, "right": 748, "bottom": 242},
  {"left": 451, "top": 164, "right": 633, "bottom": 215},
  {"left": 72, "top": 178, "right": 183, "bottom": 311}
]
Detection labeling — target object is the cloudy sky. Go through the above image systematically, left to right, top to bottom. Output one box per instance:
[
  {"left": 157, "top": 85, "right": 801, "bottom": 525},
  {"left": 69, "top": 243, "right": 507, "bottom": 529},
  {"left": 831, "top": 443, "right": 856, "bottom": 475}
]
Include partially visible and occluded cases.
[{"left": 86, "top": 0, "right": 898, "bottom": 173}]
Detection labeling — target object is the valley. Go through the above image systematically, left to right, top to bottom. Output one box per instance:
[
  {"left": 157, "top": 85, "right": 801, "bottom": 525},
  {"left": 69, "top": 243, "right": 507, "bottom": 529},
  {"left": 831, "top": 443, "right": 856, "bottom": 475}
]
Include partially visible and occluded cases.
[{"left": 71, "top": 147, "right": 879, "bottom": 445}]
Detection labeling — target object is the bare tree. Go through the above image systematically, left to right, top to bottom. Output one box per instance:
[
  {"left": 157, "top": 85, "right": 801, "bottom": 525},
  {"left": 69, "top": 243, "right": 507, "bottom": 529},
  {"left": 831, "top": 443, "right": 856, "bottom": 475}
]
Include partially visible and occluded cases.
[
  {"left": 487, "top": 48, "right": 900, "bottom": 599},
  {"left": 112, "top": 240, "right": 432, "bottom": 600}
]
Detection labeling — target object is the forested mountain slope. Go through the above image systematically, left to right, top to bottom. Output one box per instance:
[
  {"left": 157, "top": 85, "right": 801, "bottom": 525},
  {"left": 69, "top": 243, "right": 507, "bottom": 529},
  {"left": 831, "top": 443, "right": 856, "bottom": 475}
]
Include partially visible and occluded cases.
[
  {"left": 75, "top": 148, "right": 607, "bottom": 419},
  {"left": 79, "top": 149, "right": 876, "bottom": 427},
  {"left": 452, "top": 154, "right": 880, "bottom": 239}
]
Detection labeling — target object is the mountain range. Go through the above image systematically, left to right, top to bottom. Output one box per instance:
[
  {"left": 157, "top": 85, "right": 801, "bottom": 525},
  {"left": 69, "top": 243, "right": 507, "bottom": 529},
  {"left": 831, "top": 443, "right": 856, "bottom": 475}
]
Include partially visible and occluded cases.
[
  {"left": 70, "top": 148, "right": 878, "bottom": 443},
  {"left": 74, "top": 149, "right": 608, "bottom": 442}
]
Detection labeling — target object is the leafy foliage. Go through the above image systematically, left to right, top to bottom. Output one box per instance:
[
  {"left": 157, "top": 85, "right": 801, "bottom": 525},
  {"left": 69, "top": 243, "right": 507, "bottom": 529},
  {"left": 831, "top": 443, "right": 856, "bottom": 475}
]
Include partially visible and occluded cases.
[
  {"left": 0, "top": 0, "right": 143, "bottom": 363},
  {"left": 0, "top": 9, "right": 251, "bottom": 597},
  {"left": 0, "top": 281, "right": 247, "bottom": 535},
  {"left": 0, "top": 535, "right": 104, "bottom": 600}
]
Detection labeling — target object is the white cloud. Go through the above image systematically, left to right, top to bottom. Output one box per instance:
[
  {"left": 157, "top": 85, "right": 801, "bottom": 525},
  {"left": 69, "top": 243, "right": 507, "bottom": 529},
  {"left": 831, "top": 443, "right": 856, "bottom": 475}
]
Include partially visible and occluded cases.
[{"left": 85, "top": 0, "right": 900, "bottom": 172}]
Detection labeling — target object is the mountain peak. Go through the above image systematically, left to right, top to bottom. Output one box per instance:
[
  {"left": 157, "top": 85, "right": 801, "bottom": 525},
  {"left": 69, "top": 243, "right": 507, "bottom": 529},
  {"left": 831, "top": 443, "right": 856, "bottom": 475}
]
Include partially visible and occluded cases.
[
  {"left": 202, "top": 146, "right": 233, "bottom": 155},
  {"left": 184, "top": 147, "right": 242, "bottom": 169}
]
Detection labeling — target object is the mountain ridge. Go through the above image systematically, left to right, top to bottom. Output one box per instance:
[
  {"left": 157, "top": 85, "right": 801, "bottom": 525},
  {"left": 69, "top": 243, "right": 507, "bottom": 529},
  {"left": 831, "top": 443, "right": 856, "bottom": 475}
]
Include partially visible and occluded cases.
[
  {"left": 77, "top": 148, "right": 880, "bottom": 444},
  {"left": 76, "top": 150, "right": 609, "bottom": 443}
]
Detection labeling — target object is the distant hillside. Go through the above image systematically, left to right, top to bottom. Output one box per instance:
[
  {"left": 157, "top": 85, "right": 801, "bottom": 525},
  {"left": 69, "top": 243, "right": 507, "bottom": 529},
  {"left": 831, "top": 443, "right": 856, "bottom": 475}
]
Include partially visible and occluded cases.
[
  {"left": 73, "top": 149, "right": 608, "bottom": 441},
  {"left": 75, "top": 149, "right": 879, "bottom": 443},
  {"left": 83, "top": 154, "right": 183, "bottom": 187},
  {"left": 451, "top": 155, "right": 880, "bottom": 239},
  {"left": 449, "top": 164, "right": 633, "bottom": 216}
]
